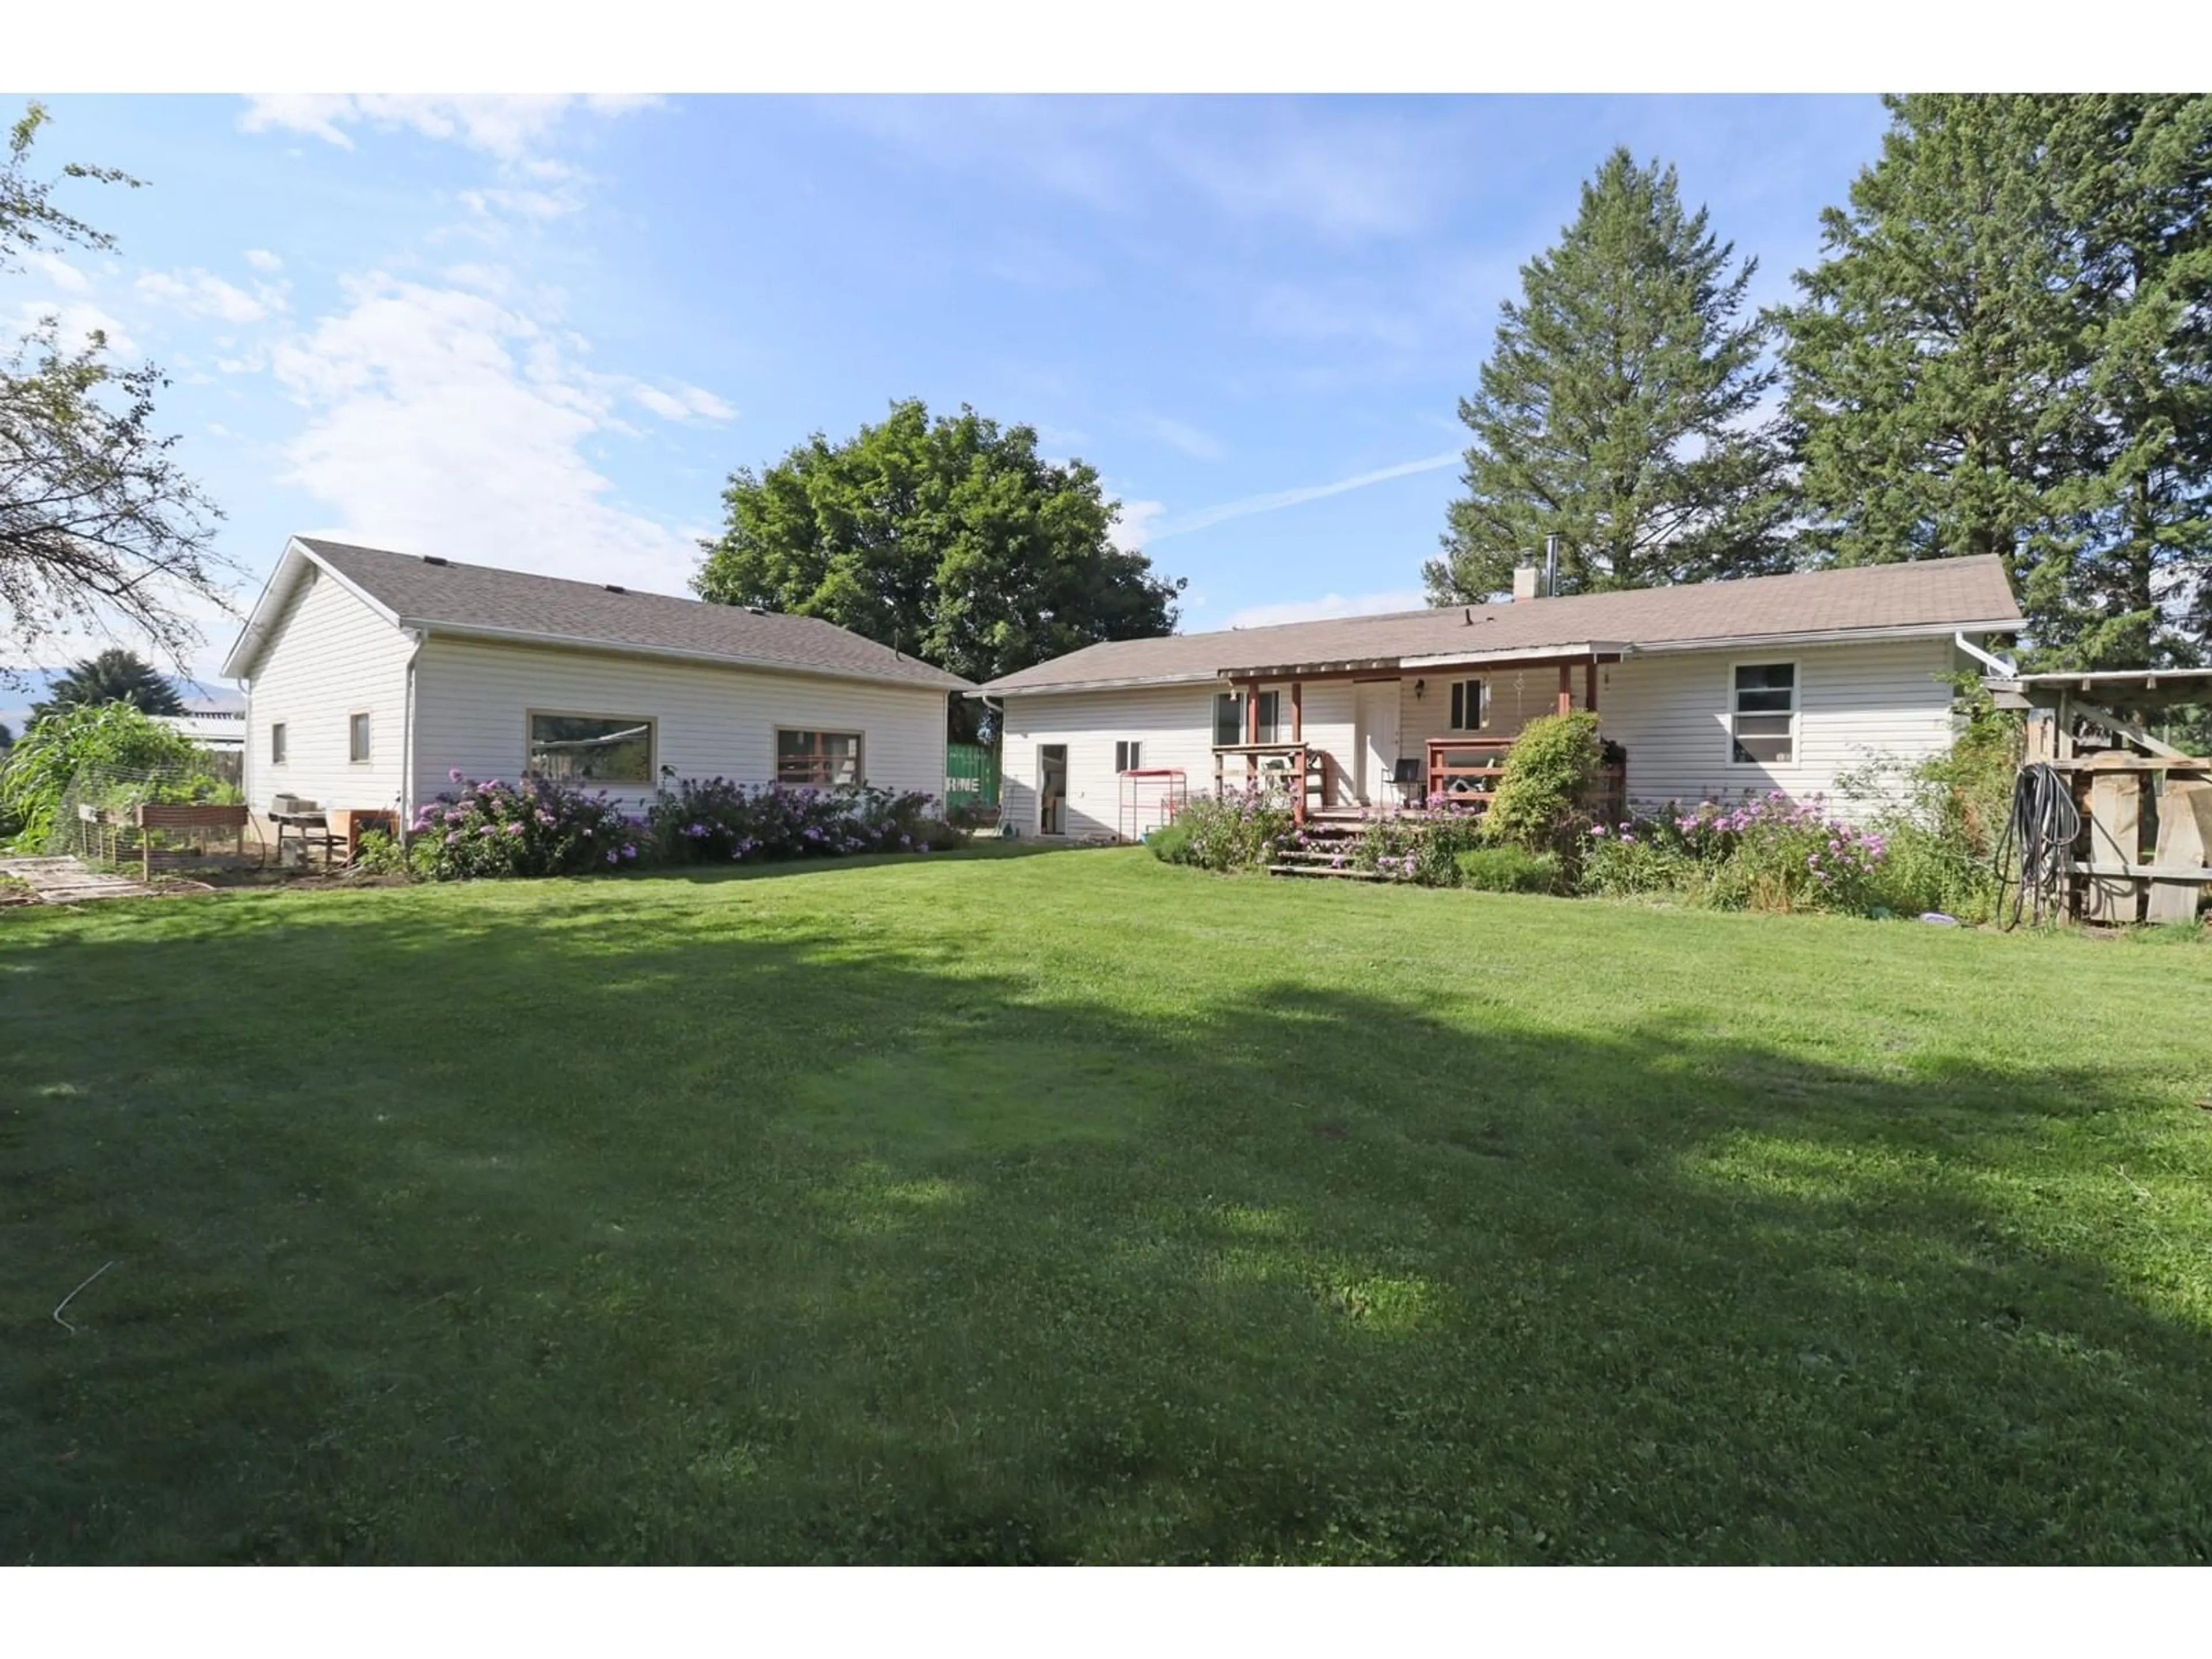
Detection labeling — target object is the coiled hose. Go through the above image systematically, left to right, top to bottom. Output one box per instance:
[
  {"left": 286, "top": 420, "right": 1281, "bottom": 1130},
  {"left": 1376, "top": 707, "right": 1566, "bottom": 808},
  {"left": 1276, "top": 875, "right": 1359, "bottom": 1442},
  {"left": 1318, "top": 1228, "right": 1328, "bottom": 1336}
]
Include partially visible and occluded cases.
[{"left": 1995, "top": 762, "right": 2082, "bottom": 930}]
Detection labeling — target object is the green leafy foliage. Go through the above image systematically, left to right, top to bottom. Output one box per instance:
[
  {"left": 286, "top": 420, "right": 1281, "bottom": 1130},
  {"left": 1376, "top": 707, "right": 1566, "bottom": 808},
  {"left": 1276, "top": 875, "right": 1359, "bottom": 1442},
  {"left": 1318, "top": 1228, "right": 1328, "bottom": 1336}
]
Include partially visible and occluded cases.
[
  {"left": 1781, "top": 94, "right": 2212, "bottom": 670},
  {"left": 3, "top": 101, "right": 230, "bottom": 671},
  {"left": 1427, "top": 148, "right": 1787, "bottom": 604},
  {"left": 695, "top": 399, "right": 1184, "bottom": 698},
  {"left": 0, "top": 699, "right": 200, "bottom": 849},
  {"left": 1480, "top": 710, "right": 1604, "bottom": 851},
  {"left": 407, "top": 774, "right": 644, "bottom": 880},
  {"left": 645, "top": 778, "right": 958, "bottom": 866},
  {"left": 1156, "top": 789, "right": 1296, "bottom": 873},
  {"left": 1582, "top": 793, "right": 1892, "bottom": 915},
  {"left": 1351, "top": 810, "right": 1486, "bottom": 885},
  {"left": 1143, "top": 819, "right": 1195, "bottom": 865},
  {"left": 1454, "top": 845, "right": 1562, "bottom": 893}
]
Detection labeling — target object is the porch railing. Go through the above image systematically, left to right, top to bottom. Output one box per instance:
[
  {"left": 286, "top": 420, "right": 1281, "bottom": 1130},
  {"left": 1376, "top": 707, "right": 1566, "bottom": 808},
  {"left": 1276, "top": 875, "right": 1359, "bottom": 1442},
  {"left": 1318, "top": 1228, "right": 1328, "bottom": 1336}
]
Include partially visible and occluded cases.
[
  {"left": 1422, "top": 737, "right": 1626, "bottom": 821},
  {"left": 1213, "top": 743, "right": 1332, "bottom": 826}
]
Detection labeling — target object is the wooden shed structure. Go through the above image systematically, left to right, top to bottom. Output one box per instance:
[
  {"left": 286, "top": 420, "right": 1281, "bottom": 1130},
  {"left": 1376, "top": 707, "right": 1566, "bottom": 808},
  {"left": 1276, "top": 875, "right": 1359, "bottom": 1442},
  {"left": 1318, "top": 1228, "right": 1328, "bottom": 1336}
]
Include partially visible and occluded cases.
[{"left": 1987, "top": 668, "right": 2212, "bottom": 925}]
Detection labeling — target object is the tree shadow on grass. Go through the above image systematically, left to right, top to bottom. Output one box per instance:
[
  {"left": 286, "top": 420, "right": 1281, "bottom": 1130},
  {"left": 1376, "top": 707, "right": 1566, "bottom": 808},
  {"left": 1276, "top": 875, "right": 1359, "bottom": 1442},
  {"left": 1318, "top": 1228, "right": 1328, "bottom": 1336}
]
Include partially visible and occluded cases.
[{"left": 2, "top": 895, "right": 2209, "bottom": 1564}]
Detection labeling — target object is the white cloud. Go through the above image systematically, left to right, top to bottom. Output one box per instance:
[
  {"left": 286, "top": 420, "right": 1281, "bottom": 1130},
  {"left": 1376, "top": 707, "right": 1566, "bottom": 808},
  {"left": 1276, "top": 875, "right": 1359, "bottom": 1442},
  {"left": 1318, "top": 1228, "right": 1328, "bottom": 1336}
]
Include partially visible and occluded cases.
[
  {"left": 238, "top": 95, "right": 658, "bottom": 161},
  {"left": 460, "top": 185, "right": 582, "bottom": 222},
  {"left": 244, "top": 249, "right": 284, "bottom": 272},
  {"left": 23, "top": 251, "right": 90, "bottom": 292},
  {"left": 137, "top": 268, "right": 278, "bottom": 324},
  {"left": 264, "top": 272, "right": 705, "bottom": 594},
  {"left": 10, "top": 300, "right": 139, "bottom": 358},
  {"left": 629, "top": 382, "right": 736, "bottom": 422},
  {"left": 1137, "top": 415, "right": 1225, "bottom": 461},
  {"left": 1149, "top": 452, "right": 1459, "bottom": 542},
  {"left": 1109, "top": 497, "right": 1166, "bottom": 552},
  {"left": 1224, "top": 589, "right": 1429, "bottom": 629}
]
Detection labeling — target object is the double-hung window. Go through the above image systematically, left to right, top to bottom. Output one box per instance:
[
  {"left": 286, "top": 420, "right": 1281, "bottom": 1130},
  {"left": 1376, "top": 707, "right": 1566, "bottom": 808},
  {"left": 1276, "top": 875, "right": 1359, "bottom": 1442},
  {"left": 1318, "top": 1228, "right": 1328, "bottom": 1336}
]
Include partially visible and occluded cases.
[
  {"left": 1729, "top": 663, "right": 1797, "bottom": 764},
  {"left": 1213, "top": 690, "right": 1281, "bottom": 746},
  {"left": 349, "top": 711, "right": 373, "bottom": 764},
  {"left": 270, "top": 722, "right": 287, "bottom": 766},
  {"left": 777, "top": 729, "right": 862, "bottom": 787},
  {"left": 1115, "top": 740, "right": 1143, "bottom": 772}
]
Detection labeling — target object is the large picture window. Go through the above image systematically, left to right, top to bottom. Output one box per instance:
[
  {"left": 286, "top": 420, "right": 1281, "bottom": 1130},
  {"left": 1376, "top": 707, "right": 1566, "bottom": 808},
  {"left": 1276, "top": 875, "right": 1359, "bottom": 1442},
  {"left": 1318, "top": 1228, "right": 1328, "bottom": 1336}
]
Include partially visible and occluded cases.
[
  {"left": 1729, "top": 663, "right": 1797, "bottom": 764},
  {"left": 1213, "top": 690, "right": 1281, "bottom": 746},
  {"left": 528, "top": 711, "right": 656, "bottom": 785},
  {"left": 777, "top": 729, "right": 862, "bottom": 787}
]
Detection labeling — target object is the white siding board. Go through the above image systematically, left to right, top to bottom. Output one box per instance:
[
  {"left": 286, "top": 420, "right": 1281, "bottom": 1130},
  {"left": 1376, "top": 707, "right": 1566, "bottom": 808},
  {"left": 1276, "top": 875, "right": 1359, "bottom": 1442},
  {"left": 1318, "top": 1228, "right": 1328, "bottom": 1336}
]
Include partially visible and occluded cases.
[
  {"left": 243, "top": 567, "right": 412, "bottom": 815},
  {"left": 997, "top": 636, "right": 1963, "bottom": 834},
  {"left": 1597, "top": 637, "right": 1959, "bottom": 820},
  {"left": 410, "top": 638, "right": 950, "bottom": 812}
]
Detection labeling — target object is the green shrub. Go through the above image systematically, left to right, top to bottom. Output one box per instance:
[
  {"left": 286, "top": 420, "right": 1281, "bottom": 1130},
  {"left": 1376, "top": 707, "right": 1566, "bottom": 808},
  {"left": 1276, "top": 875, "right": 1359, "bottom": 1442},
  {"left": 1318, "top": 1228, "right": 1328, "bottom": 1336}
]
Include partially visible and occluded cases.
[
  {"left": 0, "top": 702, "right": 204, "bottom": 851},
  {"left": 1482, "top": 711, "right": 1603, "bottom": 851},
  {"left": 409, "top": 774, "right": 644, "bottom": 879},
  {"left": 1166, "top": 788, "right": 1297, "bottom": 873},
  {"left": 1145, "top": 820, "right": 1195, "bottom": 865},
  {"left": 354, "top": 829, "right": 436, "bottom": 880},
  {"left": 1454, "top": 845, "right": 1561, "bottom": 893}
]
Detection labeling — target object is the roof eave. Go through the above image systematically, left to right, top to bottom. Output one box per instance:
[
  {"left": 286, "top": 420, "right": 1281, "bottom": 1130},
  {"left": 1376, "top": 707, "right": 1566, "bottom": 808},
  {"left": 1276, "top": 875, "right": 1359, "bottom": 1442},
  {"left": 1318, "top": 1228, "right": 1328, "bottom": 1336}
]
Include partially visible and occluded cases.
[
  {"left": 412, "top": 618, "right": 970, "bottom": 692},
  {"left": 1624, "top": 618, "right": 2024, "bottom": 655}
]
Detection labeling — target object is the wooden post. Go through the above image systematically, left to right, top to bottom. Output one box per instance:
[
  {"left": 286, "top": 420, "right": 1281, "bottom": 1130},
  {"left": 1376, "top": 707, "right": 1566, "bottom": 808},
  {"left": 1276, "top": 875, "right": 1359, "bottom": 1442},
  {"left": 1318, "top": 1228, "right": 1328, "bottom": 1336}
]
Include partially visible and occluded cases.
[
  {"left": 1584, "top": 658, "right": 1599, "bottom": 714},
  {"left": 1556, "top": 661, "right": 1573, "bottom": 717},
  {"left": 1290, "top": 679, "right": 1302, "bottom": 743},
  {"left": 1245, "top": 680, "right": 1259, "bottom": 789},
  {"left": 2082, "top": 762, "right": 2142, "bottom": 924},
  {"left": 2149, "top": 774, "right": 2212, "bottom": 925}
]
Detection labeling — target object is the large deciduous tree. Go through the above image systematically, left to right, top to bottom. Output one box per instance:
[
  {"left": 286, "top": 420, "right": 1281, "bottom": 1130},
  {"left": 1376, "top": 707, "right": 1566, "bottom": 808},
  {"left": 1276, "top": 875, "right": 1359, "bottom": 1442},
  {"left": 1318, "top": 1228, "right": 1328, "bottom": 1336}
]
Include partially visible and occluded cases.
[
  {"left": 1781, "top": 94, "right": 2212, "bottom": 668},
  {"left": 2, "top": 103, "right": 230, "bottom": 681},
  {"left": 1425, "top": 148, "right": 1786, "bottom": 604},
  {"left": 695, "top": 399, "right": 1184, "bottom": 704},
  {"left": 31, "top": 646, "right": 183, "bottom": 719}
]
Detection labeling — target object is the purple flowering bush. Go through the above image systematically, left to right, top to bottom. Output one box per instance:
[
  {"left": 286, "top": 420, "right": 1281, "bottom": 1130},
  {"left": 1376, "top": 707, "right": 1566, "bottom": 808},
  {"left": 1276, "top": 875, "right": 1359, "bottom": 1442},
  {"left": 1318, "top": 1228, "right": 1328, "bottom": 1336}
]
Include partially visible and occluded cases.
[
  {"left": 408, "top": 772, "right": 641, "bottom": 880},
  {"left": 644, "top": 778, "right": 956, "bottom": 866},
  {"left": 1153, "top": 786, "right": 1298, "bottom": 872},
  {"left": 1582, "top": 790, "right": 1890, "bottom": 914},
  {"left": 1350, "top": 808, "right": 1487, "bottom": 885}
]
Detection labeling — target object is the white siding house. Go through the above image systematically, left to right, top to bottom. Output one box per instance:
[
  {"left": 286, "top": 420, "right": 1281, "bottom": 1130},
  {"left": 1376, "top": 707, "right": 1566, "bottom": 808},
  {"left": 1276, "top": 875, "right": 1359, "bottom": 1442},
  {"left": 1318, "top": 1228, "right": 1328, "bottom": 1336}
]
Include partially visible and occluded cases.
[
  {"left": 223, "top": 538, "right": 970, "bottom": 827},
  {"left": 983, "top": 559, "right": 2024, "bottom": 836}
]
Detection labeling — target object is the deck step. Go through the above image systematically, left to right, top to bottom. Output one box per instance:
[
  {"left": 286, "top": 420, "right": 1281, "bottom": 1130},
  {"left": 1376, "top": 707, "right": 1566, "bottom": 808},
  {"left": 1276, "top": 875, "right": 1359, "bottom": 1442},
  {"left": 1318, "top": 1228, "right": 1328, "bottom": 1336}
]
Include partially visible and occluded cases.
[{"left": 1266, "top": 863, "right": 1392, "bottom": 881}]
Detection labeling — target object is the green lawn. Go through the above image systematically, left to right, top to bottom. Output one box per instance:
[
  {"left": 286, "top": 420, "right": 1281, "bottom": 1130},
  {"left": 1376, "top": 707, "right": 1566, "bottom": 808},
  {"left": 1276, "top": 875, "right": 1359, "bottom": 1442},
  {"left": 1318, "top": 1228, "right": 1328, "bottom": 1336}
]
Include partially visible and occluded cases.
[{"left": 4, "top": 849, "right": 2210, "bottom": 1563}]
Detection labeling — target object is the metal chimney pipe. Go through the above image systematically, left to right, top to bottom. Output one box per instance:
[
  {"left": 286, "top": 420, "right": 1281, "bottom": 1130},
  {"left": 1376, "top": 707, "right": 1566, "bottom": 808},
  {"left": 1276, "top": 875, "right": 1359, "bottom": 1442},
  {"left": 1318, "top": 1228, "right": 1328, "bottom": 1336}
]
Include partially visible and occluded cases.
[{"left": 1543, "top": 532, "right": 1559, "bottom": 598}]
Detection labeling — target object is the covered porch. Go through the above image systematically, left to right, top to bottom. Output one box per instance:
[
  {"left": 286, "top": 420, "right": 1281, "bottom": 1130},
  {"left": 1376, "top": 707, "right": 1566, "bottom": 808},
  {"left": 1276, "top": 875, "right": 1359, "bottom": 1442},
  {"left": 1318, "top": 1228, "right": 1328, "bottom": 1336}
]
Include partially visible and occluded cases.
[{"left": 1209, "top": 644, "right": 1627, "bottom": 827}]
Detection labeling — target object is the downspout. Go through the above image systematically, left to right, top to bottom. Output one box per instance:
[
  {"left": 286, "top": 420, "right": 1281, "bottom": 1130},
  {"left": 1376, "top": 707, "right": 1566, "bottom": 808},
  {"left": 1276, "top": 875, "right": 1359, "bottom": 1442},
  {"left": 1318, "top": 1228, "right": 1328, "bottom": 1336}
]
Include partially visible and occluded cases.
[
  {"left": 398, "top": 628, "right": 426, "bottom": 840},
  {"left": 1955, "top": 630, "right": 2017, "bottom": 678}
]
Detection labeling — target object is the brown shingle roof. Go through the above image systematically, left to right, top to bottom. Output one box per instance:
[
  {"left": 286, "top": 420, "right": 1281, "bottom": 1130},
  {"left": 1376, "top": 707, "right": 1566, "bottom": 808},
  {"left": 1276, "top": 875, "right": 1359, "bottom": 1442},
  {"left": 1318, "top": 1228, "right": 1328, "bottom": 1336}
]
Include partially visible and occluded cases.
[
  {"left": 298, "top": 538, "right": 971, "bottom": 692},
  {"left": 979, "top": 556, "right": 2022, "bottom": 694}
]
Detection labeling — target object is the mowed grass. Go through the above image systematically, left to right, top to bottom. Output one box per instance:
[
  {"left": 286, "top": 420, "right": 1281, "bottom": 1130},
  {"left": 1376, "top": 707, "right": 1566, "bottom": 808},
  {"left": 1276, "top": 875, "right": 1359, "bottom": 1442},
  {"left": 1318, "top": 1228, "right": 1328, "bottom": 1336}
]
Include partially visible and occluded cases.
[{"left": 3, "top": 849, "right": 2211, "bottom": 1564}]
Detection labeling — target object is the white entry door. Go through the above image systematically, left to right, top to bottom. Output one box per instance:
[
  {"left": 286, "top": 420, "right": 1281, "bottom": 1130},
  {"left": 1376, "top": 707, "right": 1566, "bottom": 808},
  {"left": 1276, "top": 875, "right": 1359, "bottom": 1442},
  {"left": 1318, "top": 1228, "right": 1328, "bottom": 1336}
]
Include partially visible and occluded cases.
[{"left": 1355, "top": 680, "right": 1400, "bottom": 805}]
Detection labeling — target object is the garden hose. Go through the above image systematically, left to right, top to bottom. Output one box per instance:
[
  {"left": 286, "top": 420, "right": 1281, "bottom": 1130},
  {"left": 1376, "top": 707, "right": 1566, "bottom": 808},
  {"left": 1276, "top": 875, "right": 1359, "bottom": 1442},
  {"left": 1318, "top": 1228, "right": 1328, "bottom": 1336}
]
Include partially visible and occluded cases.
[{"left": 1994, "top": 762, "right": 2081, "bottom": 931}]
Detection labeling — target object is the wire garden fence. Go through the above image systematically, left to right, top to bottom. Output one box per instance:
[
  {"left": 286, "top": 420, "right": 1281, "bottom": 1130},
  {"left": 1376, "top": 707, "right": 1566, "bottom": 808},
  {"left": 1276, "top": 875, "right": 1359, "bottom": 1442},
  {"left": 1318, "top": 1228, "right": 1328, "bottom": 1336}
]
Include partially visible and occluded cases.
[{"left": 46, "top": 759, "right": 256, "bottom": 877}]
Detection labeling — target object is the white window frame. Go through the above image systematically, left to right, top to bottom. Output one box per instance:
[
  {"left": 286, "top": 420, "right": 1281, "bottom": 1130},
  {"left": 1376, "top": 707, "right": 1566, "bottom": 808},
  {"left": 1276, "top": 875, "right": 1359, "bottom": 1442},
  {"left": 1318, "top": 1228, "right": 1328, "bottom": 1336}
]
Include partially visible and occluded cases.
[
  {"left": 1726, "top": 659, "right": 1799, "bottom": 767},
  {"left": 1446, "top": 678, "right": 1490, "bottom": 732},
  {"left": 1213, "top": 690, "right": 1282, "bottom": 747},
  {"left": 526, "top": 709, "right": 660, "bottom": 787},
  {"left": 348, "top": 710, "right": 373, "bottom": 766},
  {"left": 270, "top": 722, "right": 287, "bottom": 766},
  {"left": 774, "top": 727, "right": 865, "bottom": 789},
  {"left": 1115, "top": 740, "right": 1143, "bottom": 773}
]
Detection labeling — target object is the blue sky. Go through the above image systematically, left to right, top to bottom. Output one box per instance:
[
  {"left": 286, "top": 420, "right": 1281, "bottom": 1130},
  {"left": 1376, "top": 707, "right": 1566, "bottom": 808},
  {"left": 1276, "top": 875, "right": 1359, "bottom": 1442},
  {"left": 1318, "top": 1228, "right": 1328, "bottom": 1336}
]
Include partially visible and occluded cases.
[{"left": 1, "top": 93, "right": 1895, "bottom": 725}]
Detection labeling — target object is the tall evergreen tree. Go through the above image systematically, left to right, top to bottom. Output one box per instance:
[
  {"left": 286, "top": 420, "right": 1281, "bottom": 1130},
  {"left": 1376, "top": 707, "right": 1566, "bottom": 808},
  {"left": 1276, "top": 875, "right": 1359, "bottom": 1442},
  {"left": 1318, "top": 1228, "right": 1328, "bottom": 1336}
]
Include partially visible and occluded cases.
[
  {"left": 1781, "top": 94, "right": 2212, "bottom": 668},
  {"left": 1426, "top": 148, "right": 1785, "bottom": 604},
  {"left": 32, "top": 647, "right": 183, "bottom": 719}
]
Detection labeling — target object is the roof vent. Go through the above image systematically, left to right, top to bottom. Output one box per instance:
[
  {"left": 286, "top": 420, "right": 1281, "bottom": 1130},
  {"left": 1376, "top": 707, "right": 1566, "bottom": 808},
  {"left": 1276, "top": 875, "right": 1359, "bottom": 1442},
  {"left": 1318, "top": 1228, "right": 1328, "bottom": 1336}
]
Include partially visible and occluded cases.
[
  {"left": 421, "top": 555, "right": 449, "bottom": 567},
  {"left": 604, "top": 584, "right": 626, "bottom": 594},
  {"left": 743, "top": 605, "right": 768, "bottom": 616}
]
